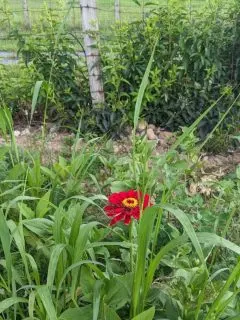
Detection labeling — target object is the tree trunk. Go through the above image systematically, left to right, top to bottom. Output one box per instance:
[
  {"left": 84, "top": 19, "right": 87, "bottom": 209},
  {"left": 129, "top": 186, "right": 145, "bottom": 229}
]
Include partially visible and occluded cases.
[
  {"left": 23, "top": 0, "right": 31, "bottom": 30},
  {"left": 80, "top": 0, "right": 105, "bottom": 106},
  {"left": 115, "top": 0, "right": 120, "bottom": 21}
]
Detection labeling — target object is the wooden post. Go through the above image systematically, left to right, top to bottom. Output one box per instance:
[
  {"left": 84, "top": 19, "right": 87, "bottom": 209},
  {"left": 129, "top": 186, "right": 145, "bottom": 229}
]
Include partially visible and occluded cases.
[
  {"left": 23, "top": 0, "right": 31, "bottom": 30},
  {"left": 80, "top": 0, "right": 105, "bottom": 106},
  {"left": 115, "top": 0, "right": 120, "bottom": 21}
]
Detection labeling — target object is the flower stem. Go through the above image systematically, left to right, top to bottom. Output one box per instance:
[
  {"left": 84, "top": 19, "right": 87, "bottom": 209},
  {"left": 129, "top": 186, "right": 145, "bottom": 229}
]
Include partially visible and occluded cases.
[{"left": 129, "top": 219, "right": 134, "bottom": 272}]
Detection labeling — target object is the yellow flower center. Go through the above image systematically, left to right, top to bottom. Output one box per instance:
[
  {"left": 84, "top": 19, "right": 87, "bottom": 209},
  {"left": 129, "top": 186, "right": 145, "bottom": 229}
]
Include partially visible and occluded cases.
[{"left": 122, "top": 197, "right": 138, "bottom": 208}]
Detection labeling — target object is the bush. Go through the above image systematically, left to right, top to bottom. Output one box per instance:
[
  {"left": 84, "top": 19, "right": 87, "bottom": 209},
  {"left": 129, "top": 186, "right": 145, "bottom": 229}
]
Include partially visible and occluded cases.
[
  {"left": 1, "top": 1, "right": 240, "bottom": 139},
  {"left": 101, "top": 1, "right": 240, "bottom": 137},
  {"left": 17, "top": 33, "right": 91, "bottom": 126},
  {"left": 0, "top": 64, "right": 36, "bottom": 116}
]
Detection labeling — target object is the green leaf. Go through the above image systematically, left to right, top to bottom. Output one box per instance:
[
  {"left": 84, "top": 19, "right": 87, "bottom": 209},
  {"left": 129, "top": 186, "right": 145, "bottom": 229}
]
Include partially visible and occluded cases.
[
  {"left": 131, "top": 0, "right": 141, "bottom": 6},
  {"left": 145, "top": 1, "right": 156, "bottom": 6},
  {"left": 133, "top": 38, "right": 158, "bottom": 131},
  {"left": 30, "top": 80, "right": 43, "bottom": 125},
  {"left": 199, "top": 91, "right": 240, "bottom": 151},
  {"left": 170, "top": 93, "right": 226, "bottom": 151},
  {"left": 0, "top": 109, "right": 7, "bottom": 135},
  {"left": 236, "top": 165, "right": 240, "bottom": 179},
  {"left": 41, "top": 166, "right": 57, "bottom": 181},
  {"left": 110, "top": 181, "right": 132, "bottom": 193},
  {"left": 0, "top": 183, "right": 25, "bottom": 197},
  {"left": 36, "top": 190, "right": 51, "bottom": 218},
  {"left": 69, "top": 195, "right": 107, "bottom": 210},
  {"left": 9, "top": 196, "right": 38, "bottom": 206},
  {"left": 18, "top": 203, "right": 35, "bottom": 219},
  {"left": 69, "top": 203, "right": 83, "bottom": 247},
  {"left": 163, "top": 205, "right": 205, "bottom": 266},
  {"left": 132, "top": 206, "right": 157, "bottom": 316},
  {"left": 0, "top": 210, "right": 12, "bottom": 284},
  {"left": 23, "top": 218, "right": 53, "bottom": 237},
  {"left": 7, "top": 220, "right": 31, "bottom": 283},
  {"left": 65, "top": 222, "right": 98, "bottom": 300},
  {"left": 73, "top": 222, "right": 99, "bottom": 261},
  {"left": 197, "top": 232, "right": 240, "bottom": 255},
  {"left": 144, "top": 235, "right": 187, "bottom": 301},
  {"left": 47, "top": 244, "right": 66, "bottom": 291},
  {"left": 26, "top": 253, "right": 40, "bottom": 285},
  {"left": 57, "top": 260, "right": 103, "bottom": 303},
  {"left": 205, "top": 260, "right": 240, "bottom": 319},
  {"left": 80, "top": 266, "right": 96, "bottom": 298},
  {"left": 105, "top": 273, "right": 133, "bottom": 310},
  {"left": 93, "top": 280, "right": 104, "bottom": 320},
  {"left": 28, "top": 286, "right": 36, "bottom": 318},
  {"left": 37, "top": 286, "right": 57, "bottom": 320},
  {"left": 0, "top": 297, "right": 27, "bottom": 313},
  {"left": 102, "top": 304, "right": 121, "bottom": 320},
  {"left": 59, "top": 306, "right": 92, "bottom": 320},
  {"left": 132, "top": 306, "right": 155, "bottom": 320},
  {"left": 227, "top": 315, "right": 240, "bottom": 320}
]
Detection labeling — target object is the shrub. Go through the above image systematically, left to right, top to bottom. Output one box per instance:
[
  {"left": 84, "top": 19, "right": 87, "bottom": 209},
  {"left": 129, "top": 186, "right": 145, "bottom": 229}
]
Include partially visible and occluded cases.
[
  {"left": 101, "top": 1, "right": 240, "bottom": 137},
  {"left": 17, "top": 33, "right": 91, "bottom": 126},
  {"left": 0, "top": 64, "right": 36, "bottom": 116}
]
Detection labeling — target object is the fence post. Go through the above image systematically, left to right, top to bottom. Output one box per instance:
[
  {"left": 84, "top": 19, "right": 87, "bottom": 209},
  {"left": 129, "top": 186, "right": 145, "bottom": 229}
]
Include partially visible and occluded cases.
[
  {"left": 23, "top": 0, "right": 31, "bottom": 29},
  {"left": 80, "top": 0, "right": 105, "bottom": 106},
  {"left": 115, "top": 0, "right": 120, "bottom": 21}
]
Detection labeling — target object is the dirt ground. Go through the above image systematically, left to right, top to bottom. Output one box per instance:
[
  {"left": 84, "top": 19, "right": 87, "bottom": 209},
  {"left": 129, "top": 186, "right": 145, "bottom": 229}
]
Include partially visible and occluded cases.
[{"left": 0, "top": 124, "right": 239, "bottom": 177}]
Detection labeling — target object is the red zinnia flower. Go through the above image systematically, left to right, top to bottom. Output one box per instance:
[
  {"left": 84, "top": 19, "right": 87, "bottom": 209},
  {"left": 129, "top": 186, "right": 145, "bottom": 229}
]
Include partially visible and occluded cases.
[{"left": 104, "top": 189, "right": 151, "bottom": 226}]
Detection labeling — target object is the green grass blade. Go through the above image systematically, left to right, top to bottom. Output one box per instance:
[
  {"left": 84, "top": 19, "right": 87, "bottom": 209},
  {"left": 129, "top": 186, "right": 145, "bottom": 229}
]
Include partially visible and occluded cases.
[
  {"left": 133, "top": 38, "right": 158, "bottom": 132},
  {"left": 30, "top": 81, "right": 43, "bottom": 125},
  {"left": 199, "top": 91, "right": 240, "bottom": 151},
  {"left": 170, "top": 93, "right": 226, "bottom": 151},
  {"left": 2, "top": 106, "right": 19, "bottom": 163},
  {"left": 36, "top": 190, "right": 51, "bottom": 218},
  {"left": 69, "top": 204, "right": 83, "bottom": 247},
  {"left": 163, "top": 205, "right": 206, "bottom": 266},
  {"left": 132, "top": 206, "right": 157, "bottom": 317},
  {"left": 0, "top": 210, "right": 12, "bottom": 285},
  {"left": 7, "top": 220, "right": 32, "bottom": 284},
  {"left": 71, "top": 222, "right": 99, "bottom": 301},
  {"left": 73, "top": 222, "right": 99, "bottom": 261},
  {"left": 197, "top": 232, "right": 240, "bottom": 255},
  {"left": 143, "top": 234, "right": 188, "bottom": 302},
  {"left": 47, "top": 244, "right": 66, "bottom": 291},
  {"left": 26, "top": 254, "right": 40, "bottom": 285},
  {"left": 205, "top": 259, "right": 240, "bottom": 319},
  {"left": 56, "top": 260, "right": 103, "bottom": 304},
  {"left": 93, "top": 280, "right": 104, "bottom": 320},
  {"left": 37, "top": 286, "right": 58, "bottom": 320},
  {"left": 28, "top": 291, "right": 36, "bottom": 319},
  {"left": 0, "top": 297, "right": 27, "bottom": 313}
]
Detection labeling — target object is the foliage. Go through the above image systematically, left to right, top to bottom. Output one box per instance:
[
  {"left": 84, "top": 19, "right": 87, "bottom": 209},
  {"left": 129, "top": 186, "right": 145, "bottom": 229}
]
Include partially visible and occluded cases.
[
  {"left": 1, "top": 0, "right": 240, "bottom": 141},
  {"left": 101, "top": 0, "right": 240, "bottom": 138},
  {"left": 0, "top": 1, "right": 91, "bottom": 127},
  {"left": 16, "top": 39, "right": 91, "bottom": 127},
  {"left": 0, "top": 48, "right": 240, "bottom": 319},
  {"left": 0, "top": 64, "right": 36, "bottom": 117}
]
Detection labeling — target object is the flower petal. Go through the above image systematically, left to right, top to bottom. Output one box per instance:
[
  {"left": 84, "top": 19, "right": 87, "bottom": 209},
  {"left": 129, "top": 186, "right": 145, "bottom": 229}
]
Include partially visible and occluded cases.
[
  {"left": 105, "top": 190, "right": 152, "bottom": 226},
  {"left": 108, "top": 192, "right": 126, "bottom": 205},
  {"left": 143, "top": 194, "right": 150, "bottom": 208},
  {"left": 131, "top": 208, "right": 140, "bottom": 220},
  {"left": 109, "top": 213, "right": 125, "bottom": 225},
  {"left": 124, "top": 214, "right": 131, "bottom": 225}
]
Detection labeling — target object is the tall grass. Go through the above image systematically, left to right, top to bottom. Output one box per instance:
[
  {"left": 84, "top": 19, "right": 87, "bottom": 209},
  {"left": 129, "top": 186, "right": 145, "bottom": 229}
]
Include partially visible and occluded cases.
[{"left": 0, "top": 2, "right": 240, "bottom": 319}]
